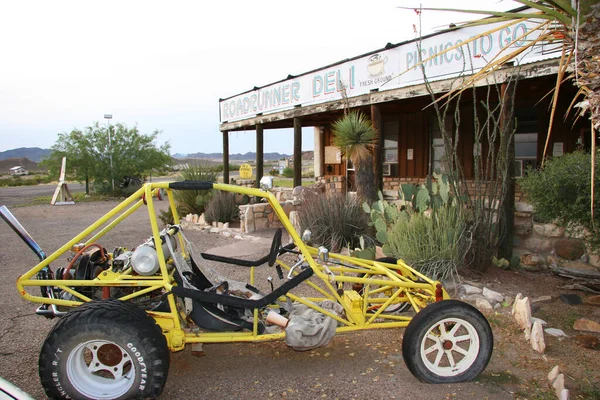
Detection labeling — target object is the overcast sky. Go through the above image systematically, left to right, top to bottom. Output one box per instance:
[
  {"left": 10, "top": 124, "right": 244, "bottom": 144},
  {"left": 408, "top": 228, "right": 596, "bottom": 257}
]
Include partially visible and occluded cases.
[{"left": 0, "top": 0, "right": 520, "bottom": 155}]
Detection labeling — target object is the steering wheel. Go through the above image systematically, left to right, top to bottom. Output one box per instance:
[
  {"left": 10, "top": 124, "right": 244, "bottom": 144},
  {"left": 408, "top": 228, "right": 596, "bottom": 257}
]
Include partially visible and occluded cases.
[{"left": 268, "top": 228, "right": 283, "bottom": 267}]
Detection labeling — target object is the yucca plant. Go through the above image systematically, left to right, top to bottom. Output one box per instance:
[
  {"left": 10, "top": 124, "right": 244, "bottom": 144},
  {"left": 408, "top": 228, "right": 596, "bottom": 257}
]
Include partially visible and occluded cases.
[
  {"left": 332, "top": 111, "right": 378, "bottom": 202},
  {"left": 174, "top": 163, "right": 217, "bottom": 216}
]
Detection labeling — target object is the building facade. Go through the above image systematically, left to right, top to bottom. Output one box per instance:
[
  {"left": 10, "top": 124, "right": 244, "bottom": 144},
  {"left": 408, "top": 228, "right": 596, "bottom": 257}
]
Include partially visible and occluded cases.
[{"left": 218, "top": 11, "right": 590, "bottom": 193}]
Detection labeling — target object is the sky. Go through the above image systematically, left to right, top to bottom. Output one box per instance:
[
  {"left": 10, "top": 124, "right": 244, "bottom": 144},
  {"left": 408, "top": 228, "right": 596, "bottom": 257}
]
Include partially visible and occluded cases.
[{"left": 0, "top": 0, "right": 521, "bottom": 156}]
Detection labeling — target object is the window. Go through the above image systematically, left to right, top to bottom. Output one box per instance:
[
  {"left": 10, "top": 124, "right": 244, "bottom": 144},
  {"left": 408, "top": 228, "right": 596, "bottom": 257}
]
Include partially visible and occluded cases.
[
  {"left": 515, "top": 110, "right": 538, "bottom": 176},
  {"left": 430, "top": 116, "right": 453, "bottom": 174},
  {"left": 383, "top": 121, "right": 399, "bottom": 177}
]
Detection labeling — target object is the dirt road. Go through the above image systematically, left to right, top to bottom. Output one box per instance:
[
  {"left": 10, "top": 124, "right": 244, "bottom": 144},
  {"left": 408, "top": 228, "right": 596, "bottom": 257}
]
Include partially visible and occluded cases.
[{"left": 0, "top": 200, "right": 575, "bottom": 399}]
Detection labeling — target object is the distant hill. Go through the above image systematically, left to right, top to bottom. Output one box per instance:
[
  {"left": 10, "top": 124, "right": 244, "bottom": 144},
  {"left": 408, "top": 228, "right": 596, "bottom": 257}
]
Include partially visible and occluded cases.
[
  {"left": 0, "top": 147, "right": 50, "bottom": 163},
  {"left": 302, "top": 151, "right": 314, "bottom": 160},
  {"left": 183, "top": 152, "right": 290, "bottom": 161}
]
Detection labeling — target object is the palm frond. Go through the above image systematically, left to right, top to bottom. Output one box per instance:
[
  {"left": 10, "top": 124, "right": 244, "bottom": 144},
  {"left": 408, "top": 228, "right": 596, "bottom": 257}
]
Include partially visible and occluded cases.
[
  {"left": 398, "top": 6, "right": 570, "bottom": 25},
  {"left": 430, "top": 24, "right": 554, "bottom": 107},
  {"left": 541, "top": 44, "right": 569, "bottom": 166}
]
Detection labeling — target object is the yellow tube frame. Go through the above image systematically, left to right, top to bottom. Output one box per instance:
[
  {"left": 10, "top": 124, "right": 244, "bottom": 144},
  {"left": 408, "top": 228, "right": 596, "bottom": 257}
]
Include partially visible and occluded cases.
[{"left": 16, "top": 181, "right": 450, "bottom": 352}]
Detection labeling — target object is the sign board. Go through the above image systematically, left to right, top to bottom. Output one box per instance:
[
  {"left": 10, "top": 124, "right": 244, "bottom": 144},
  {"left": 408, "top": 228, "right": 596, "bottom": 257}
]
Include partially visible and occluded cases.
[
  {"left": 220, "top": 10, "right": 557, "bottom": 123},
  {"left": 553, "top": 142, "right": 564, "bottom": 156},
  {"left": 324, "top": 146, "right": 342, "bottom": 164},
  {"left": 407, "top": 149, "right": 414, "bottom": 161},
  {"left": 51, "top": 157, "right": 74, "bottom": 206},
  {"left": 239, "top": 164, "right": 253, "bottom": 179}
]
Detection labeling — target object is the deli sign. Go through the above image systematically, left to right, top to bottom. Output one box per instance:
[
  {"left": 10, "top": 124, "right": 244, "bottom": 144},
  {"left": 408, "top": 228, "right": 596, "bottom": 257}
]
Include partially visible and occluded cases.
[{"left": 220, "top": 15, "right": 555, "bottom": 123}]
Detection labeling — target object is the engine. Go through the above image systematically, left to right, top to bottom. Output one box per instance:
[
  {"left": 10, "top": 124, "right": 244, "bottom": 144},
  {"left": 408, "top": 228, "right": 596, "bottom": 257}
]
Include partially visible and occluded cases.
[{"left": 49, "top": 227, "right": 178, "bottom": 315}]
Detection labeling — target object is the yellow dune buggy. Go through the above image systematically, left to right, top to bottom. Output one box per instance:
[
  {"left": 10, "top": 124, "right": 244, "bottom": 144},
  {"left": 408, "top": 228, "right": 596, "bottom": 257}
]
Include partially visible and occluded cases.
[{"left": 2, "top": 181, "right": 493, "bottom": 399}]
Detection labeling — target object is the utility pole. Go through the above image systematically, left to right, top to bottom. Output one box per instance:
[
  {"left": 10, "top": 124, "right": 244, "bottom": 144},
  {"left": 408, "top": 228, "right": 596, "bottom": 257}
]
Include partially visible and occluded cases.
[{"left": 104, "top": 114, "right": 114, "bottom": 191}]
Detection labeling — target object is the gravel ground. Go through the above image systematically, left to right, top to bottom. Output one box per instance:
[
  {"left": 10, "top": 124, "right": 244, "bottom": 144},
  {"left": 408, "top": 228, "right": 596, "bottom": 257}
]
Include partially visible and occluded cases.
[{"left": 0, "top": 200, "right": 514, "bottom": 399}]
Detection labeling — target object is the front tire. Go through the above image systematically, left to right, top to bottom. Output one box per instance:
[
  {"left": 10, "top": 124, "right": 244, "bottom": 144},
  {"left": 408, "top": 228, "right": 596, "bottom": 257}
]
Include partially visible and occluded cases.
[
  {"left": 39, "top": 299, "right": 170, "bottom": 399},
  {"left": 402, "top": 300, "right": 493, "bottom": 383}
]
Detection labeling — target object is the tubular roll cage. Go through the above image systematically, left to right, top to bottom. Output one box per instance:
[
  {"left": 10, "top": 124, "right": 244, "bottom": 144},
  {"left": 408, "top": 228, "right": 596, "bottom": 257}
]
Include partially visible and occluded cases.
[{"left": 16, "top": 181, "right": 449, "bottom": 351}]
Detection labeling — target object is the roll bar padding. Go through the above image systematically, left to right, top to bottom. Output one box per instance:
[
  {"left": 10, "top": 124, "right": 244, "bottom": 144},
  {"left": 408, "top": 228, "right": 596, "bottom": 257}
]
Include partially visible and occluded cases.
[{"left": 169, "top": 181, "right": 214, "bottom": 191}]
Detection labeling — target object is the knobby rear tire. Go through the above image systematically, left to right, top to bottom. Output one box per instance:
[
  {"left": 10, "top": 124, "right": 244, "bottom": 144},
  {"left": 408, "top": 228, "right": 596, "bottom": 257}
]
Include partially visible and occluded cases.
[{"left": 39, "top": 299, "right": 170, "bottom": 399}]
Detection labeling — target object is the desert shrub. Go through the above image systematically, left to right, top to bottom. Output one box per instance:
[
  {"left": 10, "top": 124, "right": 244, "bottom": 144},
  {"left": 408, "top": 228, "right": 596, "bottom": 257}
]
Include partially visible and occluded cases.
[
  {"left": 520, "top": 151, "right": 600, "bottom": 252},
  {"left": 174, "top": 163, "right": 217, "bottom": 215},
  {"left": 281, "top": 167, "right": 294, "bottom": 178},
  {"left": 269, "top": 168, "right": 280, "bottom": 176},
  {"left": 364, "top": 175, "right": 471, "bottom": 280},
  {"left": 204, "top": 191, "right": 238, "bottom": 224},
  {"left": 297, "top": 191, "right": 371, "bottom": 252},
  {"left": 383, "top": 205, "right": 470, "bottom": 281},
  {"left": 158, "top": 208, "right": 176, "bottom": 227}
]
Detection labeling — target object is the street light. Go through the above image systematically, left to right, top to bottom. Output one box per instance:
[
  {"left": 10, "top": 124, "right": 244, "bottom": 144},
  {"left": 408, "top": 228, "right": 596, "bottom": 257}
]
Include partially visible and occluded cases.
[{"left": 104, "top": 114, "right": 114, "bottom": 191}]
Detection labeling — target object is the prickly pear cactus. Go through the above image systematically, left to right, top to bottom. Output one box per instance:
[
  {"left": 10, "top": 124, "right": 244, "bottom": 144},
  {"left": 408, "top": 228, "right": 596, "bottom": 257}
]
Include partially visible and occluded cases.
[{"left": 363, "top": 174, "right": 455, "bottom": 249}]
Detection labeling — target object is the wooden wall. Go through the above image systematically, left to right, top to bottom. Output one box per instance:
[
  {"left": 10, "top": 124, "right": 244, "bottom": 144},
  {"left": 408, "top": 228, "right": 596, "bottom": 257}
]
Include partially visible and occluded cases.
[{"left": 320, "top": 76, "right": 588, "bottom": 182}]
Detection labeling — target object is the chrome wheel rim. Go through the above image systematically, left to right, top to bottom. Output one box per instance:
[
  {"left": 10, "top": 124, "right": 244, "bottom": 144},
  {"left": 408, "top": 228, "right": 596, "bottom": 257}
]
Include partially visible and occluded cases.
[{"left": 66, "top": 340, "right": 135, "bottom": 399}]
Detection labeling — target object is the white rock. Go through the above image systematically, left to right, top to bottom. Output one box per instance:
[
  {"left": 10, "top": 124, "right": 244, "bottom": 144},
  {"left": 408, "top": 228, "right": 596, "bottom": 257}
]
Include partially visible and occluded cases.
[
  {"left": 515, "top": 202, "right": 534, "bottom": 213},
  {"left": 185, "top": 213, "right": 193, "bottom": 222},
  {"left": 192, "top": 214, "right": 199, "bottom": 223},
  {"left": 198, "top": 214, "right": 206, "bottom": 225},
  {"left": 212, "top": 221, "right": 217, "bottom": 227},
  {"left": 217, "top": 222, "right": 224, "bottom": 228},
  {"left": 223, "top": 222, "right": 229, "bottom": 229},
  {"left": 533, "top": 223, "right": 565, "bottom": 238},
  {"left": 209, "top": 228, "right": 220, "bottom": 234},
  {"left": 221, "top": 232, "right": 232, "bottom": 238},
  {"left": 234, "top": 235, "right": 244, "bottom": 240},
  {"left": 460, "top": 284, "right": 483, "bottom": 295},
  {"left": 483, "top": 287, "right": 504, "bottom": 303},
  {"left": 512, "top": 293, "right": 523, "bottom": 315},
  {"left": 513, "top": 296, "right": 532, "bottom": 331},
  {"left": 475, "top": 298, "right": 494, "bottom": 312},
  {"left": 494, "top": 303, "right": 501, "bottom": 310},
  {"left": 531, "top": 317, "right": 548, "bottom": 326},
  {"left": 531, "top": 320, "right": 546, "bottom": 353},
  {"left": 545, "top": 328, "right": 567, "bottom": 337},
  {"left": 548, "top": 365, "right": 561, "bottom": 382},
  {"left": 552, "top": 374, "right": 565, "bottom": 399},
  {"left": 560, "top": 388, "right": 569, "bottom": 400}
]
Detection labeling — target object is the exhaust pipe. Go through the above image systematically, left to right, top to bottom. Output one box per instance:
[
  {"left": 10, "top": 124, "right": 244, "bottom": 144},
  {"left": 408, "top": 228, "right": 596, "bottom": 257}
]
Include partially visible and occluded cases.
[{"left": 0, "top": 205, "right": 46, "bottom": 261}]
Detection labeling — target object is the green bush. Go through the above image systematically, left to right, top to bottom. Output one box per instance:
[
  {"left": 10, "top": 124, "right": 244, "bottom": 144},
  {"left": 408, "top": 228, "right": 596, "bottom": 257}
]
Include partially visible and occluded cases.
[
  {"left": 520, "top": 151, "right": 600, "bottom": 252},
  {"left": 174, "top": 163, "right": 217, "bottom": 216},
  {"left": 281, "top": 167, "right": 294, "bottom": 178},
  {"left": 269, "top": 168, "right": 280, "bottom": 176},
  {"left": 363, "top": 174, "right": 470, "bottom": 280},
  {"left": 0, "top": 175, "right": 53, "bottom": 187},
  {"left": 204, "top": 191, "right": 238, "bottom": 224},
  {"left": 297, "top": 191, "right": 371, "bottom": 252},
  {"left": 383, "top": 205, "right": 469, "bottom": 281}
]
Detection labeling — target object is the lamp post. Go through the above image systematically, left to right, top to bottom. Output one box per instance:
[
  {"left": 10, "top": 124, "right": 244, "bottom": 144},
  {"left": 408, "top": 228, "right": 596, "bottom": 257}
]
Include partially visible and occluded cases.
[{"left": 104, "top": 114, "right": 114, "bottom": 191}]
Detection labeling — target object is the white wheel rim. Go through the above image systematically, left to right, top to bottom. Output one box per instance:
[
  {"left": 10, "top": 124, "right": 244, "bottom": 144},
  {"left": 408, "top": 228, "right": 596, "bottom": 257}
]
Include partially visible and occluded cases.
[
  {"left": 419, "top": 317, "right": 480, "bottom": 377},
  {"left": 66, "top": 340, "right": 135, "bottom": 399}
]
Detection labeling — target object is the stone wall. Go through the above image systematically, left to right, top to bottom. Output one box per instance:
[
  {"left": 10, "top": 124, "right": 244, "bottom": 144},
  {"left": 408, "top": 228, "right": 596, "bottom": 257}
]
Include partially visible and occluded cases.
[
  {"left": 315, "top": 175, "right": 346, "bottom": 195},
  {"left": 383, "top": 178, "right": 525, "bottom": 202},
  {"left": 240, "top": 200, "right": 300, "bottom": 233}
]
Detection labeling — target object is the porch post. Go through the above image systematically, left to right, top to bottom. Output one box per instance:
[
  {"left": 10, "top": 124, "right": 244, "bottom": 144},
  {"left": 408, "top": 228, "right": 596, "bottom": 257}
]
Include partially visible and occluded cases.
[
  {"left": 371, "top": 104, "right": 383, "bottom": 192},
  {"left": 293, "top": 118, "right": 302, "bottom": 187},
  {"left": 256, "top": 124, "right": 264, "bottom": 188},
  {"left": 313, "top": 126, "right": 324, "bottom": 178},
  {"left": 222, "top": 130, "right": 229, "bottom": 184}
]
